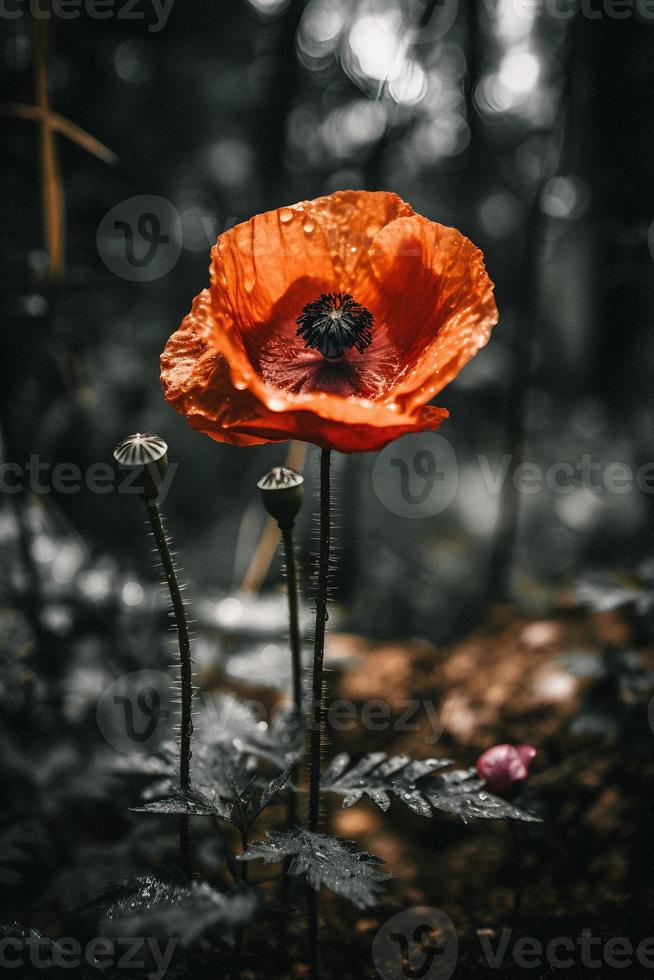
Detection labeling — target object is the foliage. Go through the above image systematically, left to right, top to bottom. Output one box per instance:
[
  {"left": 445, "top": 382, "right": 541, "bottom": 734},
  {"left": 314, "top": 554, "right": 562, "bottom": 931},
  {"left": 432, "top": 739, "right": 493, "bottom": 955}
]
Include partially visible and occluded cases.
[
  {"left": 196, "top": 692, "right": 302, "bottom": 769},
  {"left": 322, "top": 751, "right": 451, "bottom": 817},
  {"left": 133, "top": 767, "right": 292, "bottom": 831},
  {"left": 424, "top": 769, "right": 542, "bottom": 823},
  {"left": 239, "top": 829, "right": 391, "bottom": 909},
  {"left": 100, "top": 875, "right": 256, "bottom": 946}
]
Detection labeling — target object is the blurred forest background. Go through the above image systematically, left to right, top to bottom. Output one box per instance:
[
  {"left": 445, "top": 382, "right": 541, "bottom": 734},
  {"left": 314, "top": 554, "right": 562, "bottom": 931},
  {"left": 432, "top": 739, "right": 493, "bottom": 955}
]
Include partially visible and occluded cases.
[
  {"left": 2, "top": 0, "right": 654, "bottom": 643},
  {"left": 3, "top": 3, "right": 654, "bottom": 974}
]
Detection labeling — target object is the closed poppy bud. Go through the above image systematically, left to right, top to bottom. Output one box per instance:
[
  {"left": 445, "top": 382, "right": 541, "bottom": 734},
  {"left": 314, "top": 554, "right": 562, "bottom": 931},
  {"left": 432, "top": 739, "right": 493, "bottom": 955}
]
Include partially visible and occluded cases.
[
  {"left": 113, "top": 433, "right": 168, "bottom": 500},
  {"left": 257, "top": 466, "right": 304, "bottom": 529},
  {"left": 476, "top": 744, "right": 537, "bottom": 793}
]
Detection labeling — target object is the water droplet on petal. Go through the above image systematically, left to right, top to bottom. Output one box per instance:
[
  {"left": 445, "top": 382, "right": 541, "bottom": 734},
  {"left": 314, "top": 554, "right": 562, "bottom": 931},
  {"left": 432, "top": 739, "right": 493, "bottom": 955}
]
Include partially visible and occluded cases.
[
  {"left": 280, "top": 208, "right": 294, "bottom": 224},
  {"left": 243, "top": 276, "right": 256, "bottom": 292}
]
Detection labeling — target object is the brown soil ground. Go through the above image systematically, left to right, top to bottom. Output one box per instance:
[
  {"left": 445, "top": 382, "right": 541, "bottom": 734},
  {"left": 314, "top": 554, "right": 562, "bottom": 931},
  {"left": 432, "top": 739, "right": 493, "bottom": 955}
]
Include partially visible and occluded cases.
[{"left": 237, "top": 600, "right": 654, "bottom": 978}]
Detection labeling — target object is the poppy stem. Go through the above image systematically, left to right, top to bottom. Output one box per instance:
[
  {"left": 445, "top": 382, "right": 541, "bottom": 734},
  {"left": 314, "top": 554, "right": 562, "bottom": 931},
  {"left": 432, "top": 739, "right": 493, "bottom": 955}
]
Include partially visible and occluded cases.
[
  {"left": 307, "top": 447, "right": 331, "bottom": 979},
  {"left": 308, "top": 447, "right": 330, "bottom": 830},
  {"left": 145, "top": 497, "right": 193, "bottom": 878},
  {"left": 280, "top": 524, "right": 302, "bottom": 917},
  {"left": 281, "top": 525, "right": 303, "bottom": 753}
]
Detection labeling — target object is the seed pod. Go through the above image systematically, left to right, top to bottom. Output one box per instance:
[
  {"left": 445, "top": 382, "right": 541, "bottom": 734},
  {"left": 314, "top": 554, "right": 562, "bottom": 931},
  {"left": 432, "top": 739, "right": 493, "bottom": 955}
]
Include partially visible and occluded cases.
[
  {"left": 113, "top": 433, "right": 168, "bottom": 500},
  {"left": 257, "top": 466, "right": 304, "bottom": 529}
]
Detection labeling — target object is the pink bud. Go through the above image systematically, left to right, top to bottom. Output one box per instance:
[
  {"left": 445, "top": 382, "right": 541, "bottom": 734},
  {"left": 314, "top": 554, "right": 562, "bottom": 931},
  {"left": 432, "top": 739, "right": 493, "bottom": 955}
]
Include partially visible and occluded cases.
[{"left": 476, "top": 744, "right": 537, "bottom": 793}]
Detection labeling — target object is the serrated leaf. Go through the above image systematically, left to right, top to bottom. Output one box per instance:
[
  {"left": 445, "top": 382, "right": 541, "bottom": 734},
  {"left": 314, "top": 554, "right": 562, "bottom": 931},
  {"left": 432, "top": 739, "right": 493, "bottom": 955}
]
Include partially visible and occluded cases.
[
  {"left": 197, "top": 693, "right": 302, "bottom": 769},
  {"left": 112, "top": 694, "right": 301, "bottom": 796},
  {"left": 123, "top": 740, "right": 255, "bottom": 811},
  {"left": 322, "top": 752, "right": 451, "bottom": 817},
  {"left": 134, "top": 759, "right": 292, "bottom": 831},
  {"left": 226, "top": 767, "right": 293, "bottom": 832},
  {"left": 259, "top": 767, "right": 292, "bottom": 810},
  {"left": 424, "top": 769, "right": 542, "bottom": 823},
  {"left": 131, "top": 786, "right": 233, "bottom": 819},
  {"left": 238, "top": 829, "right": 390, "bottom": 908},
  {"left": 102, "top": 875, "right": 256, "bottom": 946}
]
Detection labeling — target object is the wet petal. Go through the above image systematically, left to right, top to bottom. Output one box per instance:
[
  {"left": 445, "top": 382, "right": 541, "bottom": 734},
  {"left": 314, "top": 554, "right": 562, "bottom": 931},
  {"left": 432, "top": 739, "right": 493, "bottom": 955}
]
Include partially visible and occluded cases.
[
  {"left": 210, "top": 190, "right": 413, "bottom": 334},
  {"left": 161, "top": 192, "right": 497, "bottom": 453},
  {"left": 369, "top": 215, "right": 498, "bottom": 412},
  {"left": 165, "top": 287, "right": 430, "bottom": 431},
  {"left": 161, "top": 289, "right": 448, "bottom": 452},
  {"left": 160, "top": 292, "right": 272, "bottom": 447},
  {"left": 220, "top": 403, "right": 449, "bottom": 453}
]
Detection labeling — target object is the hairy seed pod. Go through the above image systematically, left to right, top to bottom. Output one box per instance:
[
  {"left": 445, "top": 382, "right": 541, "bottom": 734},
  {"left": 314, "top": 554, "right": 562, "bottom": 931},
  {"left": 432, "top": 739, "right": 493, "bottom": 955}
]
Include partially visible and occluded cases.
[
  {"left": 113, "top": 432, "right": 168, "bottom": 499},
  {"left": 257, "top": 466, "right": 304, "bottom": 529}
]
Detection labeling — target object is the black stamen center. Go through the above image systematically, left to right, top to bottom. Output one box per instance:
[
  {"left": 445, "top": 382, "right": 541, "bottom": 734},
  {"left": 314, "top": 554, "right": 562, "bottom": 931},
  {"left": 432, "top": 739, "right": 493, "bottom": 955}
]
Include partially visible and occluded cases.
[{"left": 296, "top": 292, "right": 374, "bottom": 361}]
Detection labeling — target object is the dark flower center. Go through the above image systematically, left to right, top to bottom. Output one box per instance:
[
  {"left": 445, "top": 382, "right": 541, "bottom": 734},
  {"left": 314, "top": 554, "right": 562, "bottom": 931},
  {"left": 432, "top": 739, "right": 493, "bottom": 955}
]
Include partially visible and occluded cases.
[{"left": 296, "top": 292, "right": 374, "bottom": 361}]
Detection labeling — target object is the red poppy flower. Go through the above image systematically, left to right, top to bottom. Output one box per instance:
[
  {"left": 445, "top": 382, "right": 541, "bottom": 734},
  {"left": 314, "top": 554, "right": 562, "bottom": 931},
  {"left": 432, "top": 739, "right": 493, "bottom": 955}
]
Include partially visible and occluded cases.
[
  {"left": 160, "top": 191, "right": 498, "bottom": 453},
  {"left": 476, "top": 744, "right": 537, "bottom": 793}
]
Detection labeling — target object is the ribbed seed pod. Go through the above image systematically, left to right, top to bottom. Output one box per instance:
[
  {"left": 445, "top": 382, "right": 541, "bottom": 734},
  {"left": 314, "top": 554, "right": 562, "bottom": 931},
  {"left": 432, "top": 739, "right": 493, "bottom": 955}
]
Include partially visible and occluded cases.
[
  {"left": 113, "top": 433, "right": 168, "bottom": 499},
  {"left": 257, "top": 466, "right": 304, "bottom": 529}
]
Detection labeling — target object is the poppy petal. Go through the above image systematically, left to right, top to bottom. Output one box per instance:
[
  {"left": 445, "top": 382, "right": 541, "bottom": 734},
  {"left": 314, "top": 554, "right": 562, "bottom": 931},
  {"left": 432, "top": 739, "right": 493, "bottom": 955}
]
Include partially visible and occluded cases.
[
  {"left": 210, "top": 190, "right": 413, "bottom": 336},
  {"left": 161, "top": 192, "right": 497, "bottom": 453},
  {"left": 368, "top": 215, "right": 498, "bottom": 413},
  {"left": 168, "top": 289, "right": 438, "bottom": 432},
  {"left": 160, "top": 290, "right": 449, "bottom": 453},
  {"left": 160, "top": 291, "right": 272, "bottom": 446},
  {"left": 196, "top": 401, "right": 449, "bottom": 454}
]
